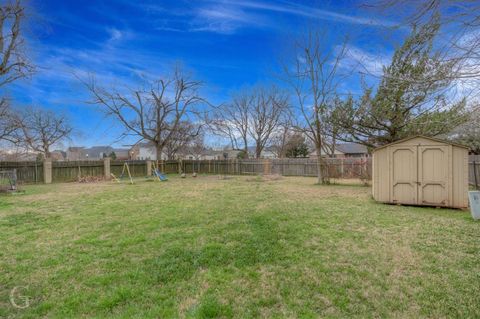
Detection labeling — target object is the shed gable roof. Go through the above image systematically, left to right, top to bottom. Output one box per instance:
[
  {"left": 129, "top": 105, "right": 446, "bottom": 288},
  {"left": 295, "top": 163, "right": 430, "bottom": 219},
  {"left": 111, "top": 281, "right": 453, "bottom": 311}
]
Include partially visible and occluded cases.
[{"left": 373, "top": 135, "right": 468, "bottom": 152}]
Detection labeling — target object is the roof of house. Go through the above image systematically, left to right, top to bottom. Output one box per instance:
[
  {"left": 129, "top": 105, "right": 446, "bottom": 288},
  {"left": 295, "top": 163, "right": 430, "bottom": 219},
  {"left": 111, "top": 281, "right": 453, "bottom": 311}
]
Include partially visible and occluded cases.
[
  {"left": 136, "top": 142, "right": 151, "bottom": 147},
  {"left": 336, "top": 143, "right": 368, "bottom": 154},
  {"left": 84, "top": 146, "right": 113, "bottom": 158},
  {"left": 113, "top": 149, "right": 130, "bottom": 156}
]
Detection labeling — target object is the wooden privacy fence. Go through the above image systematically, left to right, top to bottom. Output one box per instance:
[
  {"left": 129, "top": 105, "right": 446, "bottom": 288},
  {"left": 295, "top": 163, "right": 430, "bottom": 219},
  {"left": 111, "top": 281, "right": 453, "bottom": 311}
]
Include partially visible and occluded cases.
[
  {"left": 0, "top": 155, "right": 480, "bottom": 188},
  {"left": 3, "top": 155, "right": 480, "bottom": 185},
  {"left": 469, "top": 155, "right": 480, "bottom": 189},
  {"left": 5, "top": 156, "right": 480, "bottom": 185},
  {"left": 0, "top": 158, "right": 373, "bottom": 184},
  {"left": 178, "top": 158, "right": 372, "bottom": 179},
  {"left": 53, "top": 160, "right": 104, "bottom": 182},
  {"left": 110, "top": 160, "right": 147, "bottom": 178},
  {"left": 0, "top": 161, "right": 44, "bottom": 183}
]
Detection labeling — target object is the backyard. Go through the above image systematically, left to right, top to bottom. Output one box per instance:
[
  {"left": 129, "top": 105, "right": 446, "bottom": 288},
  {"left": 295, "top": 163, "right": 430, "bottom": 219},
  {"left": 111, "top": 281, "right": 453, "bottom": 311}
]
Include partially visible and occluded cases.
[{"left": 0, "top": 176, "right": 479, "bottom": 318}]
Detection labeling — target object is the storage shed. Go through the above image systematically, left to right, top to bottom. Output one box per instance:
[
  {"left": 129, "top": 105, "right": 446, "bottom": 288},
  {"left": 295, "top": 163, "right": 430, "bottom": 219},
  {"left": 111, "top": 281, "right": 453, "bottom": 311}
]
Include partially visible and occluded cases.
[{"left": 372, "top": 136, "right": 469, "bottom": 208}]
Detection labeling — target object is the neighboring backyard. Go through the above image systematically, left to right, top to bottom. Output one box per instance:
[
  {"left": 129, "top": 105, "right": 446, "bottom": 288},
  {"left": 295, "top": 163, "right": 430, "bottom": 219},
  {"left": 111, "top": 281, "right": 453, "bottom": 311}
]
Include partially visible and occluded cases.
[{"left": 0, "top": 176, "right": 479, "bottom": 318}]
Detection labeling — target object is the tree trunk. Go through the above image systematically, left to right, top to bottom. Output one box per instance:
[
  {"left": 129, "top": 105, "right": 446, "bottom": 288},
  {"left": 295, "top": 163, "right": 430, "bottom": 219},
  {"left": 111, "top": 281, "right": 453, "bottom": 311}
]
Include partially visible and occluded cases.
[
  {"left": 243, "top": 138, "right": 249, "bottom": 159},
  {"left": 155, "top": 144, "right": 163, "bottom": 161},
  {"left": 255, "top": 144, "right": 262, "bottom": 159},
  {"left": 315, "top": 147, "right": 324, "bottom": 184}
]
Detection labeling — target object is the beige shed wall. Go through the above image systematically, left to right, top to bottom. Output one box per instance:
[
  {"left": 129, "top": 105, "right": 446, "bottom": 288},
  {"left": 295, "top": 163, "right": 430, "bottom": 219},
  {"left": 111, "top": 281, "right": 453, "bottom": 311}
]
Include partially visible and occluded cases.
[
  {"left": 372, "top": 136, "right": 469, "bottom": 208},
  {"left": 373, "top": 146, "right": 390, "bottom": 202},
  {"left": 451, "top": 146, "right": 469, "bottom": 208}
]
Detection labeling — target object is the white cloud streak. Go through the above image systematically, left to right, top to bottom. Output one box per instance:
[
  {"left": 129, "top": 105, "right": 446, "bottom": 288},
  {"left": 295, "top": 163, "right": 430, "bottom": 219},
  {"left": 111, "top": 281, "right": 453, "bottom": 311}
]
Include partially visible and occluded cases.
[
  {"left": 143, "top": 0, "right": 396, "bottom": 34},
  {"left": 226, "top": 0, "right": 396, "bottom": 27},
  {"left": 341, "top": 45, "right": 391, "bottom": 77}
]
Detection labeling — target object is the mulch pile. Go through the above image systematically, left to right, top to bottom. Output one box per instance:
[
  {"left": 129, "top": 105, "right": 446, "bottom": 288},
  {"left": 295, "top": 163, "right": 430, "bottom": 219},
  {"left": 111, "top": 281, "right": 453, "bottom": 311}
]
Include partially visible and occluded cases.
[{"left": 77, "top": 176, "right": 107, "bottom": 183}]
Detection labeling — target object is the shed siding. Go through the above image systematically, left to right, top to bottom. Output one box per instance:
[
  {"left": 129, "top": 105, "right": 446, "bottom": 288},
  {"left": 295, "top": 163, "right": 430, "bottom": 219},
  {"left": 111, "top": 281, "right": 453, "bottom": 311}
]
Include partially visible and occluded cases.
[
  {"left": 372, "top": 136, "right": 469, "bottom": 209},
  {"left": 452, "top": 146, "right": 469, "bottom": 208},
  {"left": 373, "top": 147, "right": 389, "bottom": 202}
]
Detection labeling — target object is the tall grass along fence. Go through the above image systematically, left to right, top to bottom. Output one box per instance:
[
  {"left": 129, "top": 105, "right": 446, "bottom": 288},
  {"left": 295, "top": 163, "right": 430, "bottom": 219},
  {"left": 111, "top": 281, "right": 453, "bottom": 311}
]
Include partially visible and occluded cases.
[{"left": 469, "top": 155, "right": 480, "bottom": 189}]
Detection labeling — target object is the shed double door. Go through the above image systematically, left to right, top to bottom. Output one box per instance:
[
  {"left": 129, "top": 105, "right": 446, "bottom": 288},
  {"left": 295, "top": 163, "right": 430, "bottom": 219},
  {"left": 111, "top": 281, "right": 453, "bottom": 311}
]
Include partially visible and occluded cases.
[{"left": 390, "top": 145, "right": 449, "bottom": 206}]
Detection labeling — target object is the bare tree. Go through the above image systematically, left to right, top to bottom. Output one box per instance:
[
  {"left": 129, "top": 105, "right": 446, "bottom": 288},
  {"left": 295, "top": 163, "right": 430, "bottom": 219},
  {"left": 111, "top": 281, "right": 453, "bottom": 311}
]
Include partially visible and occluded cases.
[
  {"left": 0, "top": 0, "right": 33, "bottom": 87},
  {"left": 0, "top": 0, "right": 34, "bottom": 143},
  {"left": 282, "top": 29, "right": 349, "bottom": 183},
  {"left": 84, "top": 67, "right": 207, "bottom": 160},
  {"left": 209, "top": 85, "right": 289, "bottom": 159},
  {"left": 248, "top": 85, "right": 290, "bottom": 158},
  {"left": 208, "top": 90, "right": 251, "bottom": 156},
  {"left": 0, "top": 99, "right": 17, "bottom": 142},
  {"left": 17, "top": 107, "right": 72, "bottom": 159},
  {"left": 163, "top": 120, "right": 201, "bottom": 159},
  {"left": 269, "top": 122, "right": 292, "bottom": 158},
  {"left": 182, "top": 132, "right": 207, "bottom": 160}
]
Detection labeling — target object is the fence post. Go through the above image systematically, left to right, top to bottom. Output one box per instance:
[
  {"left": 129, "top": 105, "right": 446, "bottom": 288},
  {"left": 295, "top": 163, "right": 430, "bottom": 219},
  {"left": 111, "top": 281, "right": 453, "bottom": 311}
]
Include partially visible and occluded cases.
[
  {"left": 103, "top": 157, "right": 111, "bottom": 179},
  {"left": 43, "top": 158, "right": 52, "bottom": 184},
  {"left": 146, "top": 160, "right": 152, "bottom": 176},
  {"left": 474, "top": 161, "right": 479, "bottom": 190},
  {"left": 12, "top": 169, "right": 17, "bottom": 190}
]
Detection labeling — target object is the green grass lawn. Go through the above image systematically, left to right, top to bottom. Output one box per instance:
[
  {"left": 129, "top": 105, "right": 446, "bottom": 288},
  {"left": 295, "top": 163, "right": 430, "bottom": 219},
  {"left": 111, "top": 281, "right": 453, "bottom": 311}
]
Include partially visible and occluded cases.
[{"left": 0, "top": 176, "right": 479, "bottom": 318}]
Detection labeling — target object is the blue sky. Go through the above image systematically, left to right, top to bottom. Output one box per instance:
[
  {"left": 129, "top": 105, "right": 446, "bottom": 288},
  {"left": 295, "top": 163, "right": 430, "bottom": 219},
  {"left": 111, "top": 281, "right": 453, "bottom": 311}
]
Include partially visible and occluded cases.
[{"left": 7, "top": 0, "right": 403, "bottom": 148}]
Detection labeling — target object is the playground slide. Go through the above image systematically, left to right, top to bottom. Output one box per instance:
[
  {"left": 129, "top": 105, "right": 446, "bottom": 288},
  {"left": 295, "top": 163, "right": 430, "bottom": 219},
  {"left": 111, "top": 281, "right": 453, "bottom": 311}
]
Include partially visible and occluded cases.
[{"left": 154, "top": 169, "right": 168, "bottom": 181}]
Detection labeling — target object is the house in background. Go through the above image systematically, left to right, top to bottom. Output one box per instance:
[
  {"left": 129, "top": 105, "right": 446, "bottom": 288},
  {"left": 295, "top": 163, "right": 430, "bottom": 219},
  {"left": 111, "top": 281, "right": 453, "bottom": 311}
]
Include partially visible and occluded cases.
[
  {"left": 130, "top": 142, "right": 167, "bottom": 160},
  {"left": 310, "top": 142, "right": 370, "bottom": 158},
  {"left": 334, "top": 143, "right": 370, "bottom": 158},
  {"left": 66, "top": 146, "right": 131, "bottom": 160},
  {"left": 82, "top": 146, "right": 112, "bottom": 159},
  {"left": 247, "top": 146, "right": 277, "bottom": 159},
  {"left": 66, "top": 147, "right": 86, "bottom": 160},
  {"left": 177, "top": 147, "right": 221, "bottom": 160},
  {"left": 0, "top": 149, "right": 37, "bottom": 161},
  {"left": 112, "top": 149, "right": 131, "bottom": 160},
  {"left": 50, "top": 150, "right": 66, "bottom": 161}
]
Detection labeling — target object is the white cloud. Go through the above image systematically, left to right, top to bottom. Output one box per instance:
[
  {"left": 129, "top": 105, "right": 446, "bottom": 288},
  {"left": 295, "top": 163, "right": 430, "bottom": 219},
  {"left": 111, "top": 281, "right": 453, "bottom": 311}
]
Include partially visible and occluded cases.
[
  {"left": 144, "top": 0, "right": 395, "bottom": 34},
  {"left": 210, "top": 0, "right": 396, "bottom": 28},
  {"left": 191, "top": 4, "right": 268, "bottom": 34},
  {"left": 107, "top": 27, "right": 124, "bottom": 42},
  {"left": 341, "top": 45, "right": 391, "bottom": 77}
]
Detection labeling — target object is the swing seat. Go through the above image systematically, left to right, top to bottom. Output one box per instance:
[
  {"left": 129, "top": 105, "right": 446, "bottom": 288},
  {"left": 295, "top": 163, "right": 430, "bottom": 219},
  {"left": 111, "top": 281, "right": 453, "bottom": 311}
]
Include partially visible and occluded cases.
[{"left": 154, "top": 169, "right": 168, "bottom": 181}]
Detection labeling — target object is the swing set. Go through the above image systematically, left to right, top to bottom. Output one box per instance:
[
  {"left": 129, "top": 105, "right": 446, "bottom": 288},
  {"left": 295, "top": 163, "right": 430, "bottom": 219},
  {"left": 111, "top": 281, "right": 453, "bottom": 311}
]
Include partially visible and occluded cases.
[
  {"left": 110, "top": 161, "right": 168, "bottom": 184},
  {"left": 111, "top": 162, "right": 134, "bottom": 184},
  {"left": 0, "top": 169, "right": 18, "bottom": 192}
]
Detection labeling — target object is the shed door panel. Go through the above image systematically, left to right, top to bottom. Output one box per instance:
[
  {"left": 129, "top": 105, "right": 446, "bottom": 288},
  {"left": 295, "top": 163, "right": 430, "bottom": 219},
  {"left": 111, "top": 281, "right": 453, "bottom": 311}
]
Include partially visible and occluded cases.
[
  {"left": 391, "top": 146, "right": 417, "bottom": 204},
  {"left": 418, "top": 146, "right": 448, "bottom": 206}
]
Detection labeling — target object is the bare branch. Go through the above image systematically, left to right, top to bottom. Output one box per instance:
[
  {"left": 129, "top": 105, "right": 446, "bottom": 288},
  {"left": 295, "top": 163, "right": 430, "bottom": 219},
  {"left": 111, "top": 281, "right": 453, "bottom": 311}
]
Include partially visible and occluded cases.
[{"left": 82, "top": 66, "right": 207, "bottom": 159}]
